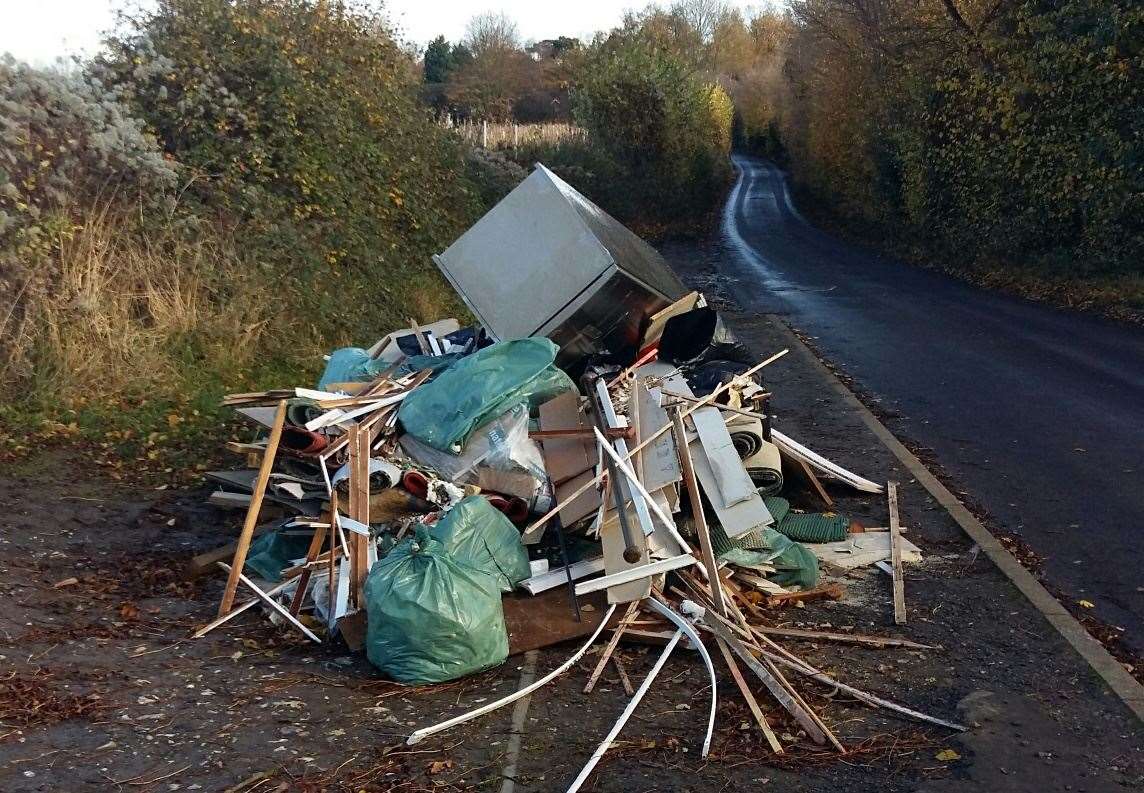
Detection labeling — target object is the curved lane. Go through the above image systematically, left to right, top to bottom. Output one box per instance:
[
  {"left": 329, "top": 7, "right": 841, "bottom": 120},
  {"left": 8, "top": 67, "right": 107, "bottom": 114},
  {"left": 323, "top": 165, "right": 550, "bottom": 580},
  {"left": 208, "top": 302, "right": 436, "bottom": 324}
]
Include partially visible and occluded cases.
[{"left": 710, "top": 154, "right": 1144, "bottom": 648}]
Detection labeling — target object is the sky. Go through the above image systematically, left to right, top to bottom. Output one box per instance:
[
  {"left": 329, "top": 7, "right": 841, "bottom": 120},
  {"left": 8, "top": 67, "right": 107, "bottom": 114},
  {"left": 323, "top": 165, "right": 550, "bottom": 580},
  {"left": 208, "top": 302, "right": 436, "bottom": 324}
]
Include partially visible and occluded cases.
[{"left": 0, "top": 0, "right": 773, "bottom": 65}]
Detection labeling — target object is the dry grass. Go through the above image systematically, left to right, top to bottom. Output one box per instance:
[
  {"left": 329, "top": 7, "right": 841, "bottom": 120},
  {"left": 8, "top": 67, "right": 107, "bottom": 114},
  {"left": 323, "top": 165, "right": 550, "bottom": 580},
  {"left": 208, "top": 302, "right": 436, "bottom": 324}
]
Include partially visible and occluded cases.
[
  {"left": 449, "top": 120, "right": 585, "bottom": 150},
  {"left": 2, "top": 202, "right": 268, "bottom": 406}
]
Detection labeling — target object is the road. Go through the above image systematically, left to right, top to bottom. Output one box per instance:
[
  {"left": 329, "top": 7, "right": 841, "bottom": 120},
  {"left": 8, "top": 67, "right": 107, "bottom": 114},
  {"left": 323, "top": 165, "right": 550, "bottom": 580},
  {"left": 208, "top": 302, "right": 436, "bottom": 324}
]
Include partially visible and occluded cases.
[{"left": 707, "top": 153, "right": 1144, "bottom": 649}]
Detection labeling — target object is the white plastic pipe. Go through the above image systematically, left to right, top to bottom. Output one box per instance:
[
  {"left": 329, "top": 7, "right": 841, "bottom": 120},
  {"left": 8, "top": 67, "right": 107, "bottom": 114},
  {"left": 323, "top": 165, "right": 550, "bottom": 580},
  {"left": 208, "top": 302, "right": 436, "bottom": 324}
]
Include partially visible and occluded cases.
[
  {"left": 647, "top": 597, "right": 717, "bottom": 757},
  {"left": 406, "top": 603, "right": 618, "bottom": 745},
  {"left": 565, "top": 630, "right": 683, "bottom": 793}
]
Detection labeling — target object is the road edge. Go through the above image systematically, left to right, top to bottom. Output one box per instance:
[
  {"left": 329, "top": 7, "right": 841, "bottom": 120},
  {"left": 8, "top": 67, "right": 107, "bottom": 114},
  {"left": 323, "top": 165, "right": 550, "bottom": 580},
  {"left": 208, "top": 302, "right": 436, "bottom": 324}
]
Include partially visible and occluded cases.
[{"left": 762, "top": 313, "right": 1144, "bottom": 722}]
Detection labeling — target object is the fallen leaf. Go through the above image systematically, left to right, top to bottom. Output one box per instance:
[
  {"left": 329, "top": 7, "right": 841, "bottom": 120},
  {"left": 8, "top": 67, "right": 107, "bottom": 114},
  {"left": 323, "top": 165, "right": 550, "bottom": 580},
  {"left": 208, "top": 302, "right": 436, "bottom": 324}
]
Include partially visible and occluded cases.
[
  {"left": 53, "top": 577, "right": 79, "bottom": 589},
  {"left": 1078, "top": 600, "right": 1095, "bottom": 609},
  {"left": 936, "top": 749, "right": 961, "bottom": 761},
  {"left": 427, "top": 759, "right": 454, "bottom": 775}
]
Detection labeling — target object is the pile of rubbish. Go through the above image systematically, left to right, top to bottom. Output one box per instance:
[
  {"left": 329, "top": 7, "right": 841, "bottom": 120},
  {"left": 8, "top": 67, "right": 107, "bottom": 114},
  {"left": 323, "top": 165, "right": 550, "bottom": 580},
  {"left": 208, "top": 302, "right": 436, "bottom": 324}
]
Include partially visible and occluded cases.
[{"left": 194, "top": 165, "right": 963, "bottom": 786}]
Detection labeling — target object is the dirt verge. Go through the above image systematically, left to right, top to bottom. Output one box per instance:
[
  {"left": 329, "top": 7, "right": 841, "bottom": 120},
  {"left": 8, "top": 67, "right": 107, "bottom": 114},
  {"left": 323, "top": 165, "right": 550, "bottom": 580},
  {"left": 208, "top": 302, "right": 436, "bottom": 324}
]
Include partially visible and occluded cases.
[{"left": 1, "top": 299, "right": 1141, "bottom": 791}]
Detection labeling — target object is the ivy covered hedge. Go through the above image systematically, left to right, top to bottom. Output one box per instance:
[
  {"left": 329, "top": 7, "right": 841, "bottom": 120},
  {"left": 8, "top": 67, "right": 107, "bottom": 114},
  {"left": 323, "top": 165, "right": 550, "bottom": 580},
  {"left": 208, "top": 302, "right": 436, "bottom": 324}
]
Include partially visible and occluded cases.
[{"left": 778, "top": 0, "right": 1142, "bottom": 312}]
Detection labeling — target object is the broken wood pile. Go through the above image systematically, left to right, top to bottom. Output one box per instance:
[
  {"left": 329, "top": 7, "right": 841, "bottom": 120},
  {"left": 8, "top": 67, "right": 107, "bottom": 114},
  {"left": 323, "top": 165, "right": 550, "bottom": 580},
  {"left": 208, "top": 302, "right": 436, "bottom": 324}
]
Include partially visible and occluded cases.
[{"left": 183, "top": 166, "right": 964, "bottom": 789}]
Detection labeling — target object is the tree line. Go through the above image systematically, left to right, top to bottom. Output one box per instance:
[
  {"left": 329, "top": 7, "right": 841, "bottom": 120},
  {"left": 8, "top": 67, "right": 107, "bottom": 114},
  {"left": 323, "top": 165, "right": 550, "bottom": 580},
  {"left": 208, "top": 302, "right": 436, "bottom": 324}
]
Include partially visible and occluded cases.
[{"left": 422, "top": 0, "right": 1140, "bottom": 308}]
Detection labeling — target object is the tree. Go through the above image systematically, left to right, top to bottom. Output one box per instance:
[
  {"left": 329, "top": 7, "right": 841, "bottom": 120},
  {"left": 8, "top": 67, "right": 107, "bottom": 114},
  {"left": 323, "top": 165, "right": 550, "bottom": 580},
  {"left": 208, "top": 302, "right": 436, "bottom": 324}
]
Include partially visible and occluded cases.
[
  {"left": 94, "top": 0, "right": 481, "bottom": 336},
  {"left": 447, "top": 12, "right": 531, "bottom": 120},
  {"left": 465, "top": 12, "right": 520, "bottom": 55},
  {"left": 571, "top": 33, "right": 732, "bottom": 222},
  {"left": 423, "top": 35, "right": 454, "bottom": 83},
  {"left": 551, "top": 36, "right": 581, "bottom": 58}
]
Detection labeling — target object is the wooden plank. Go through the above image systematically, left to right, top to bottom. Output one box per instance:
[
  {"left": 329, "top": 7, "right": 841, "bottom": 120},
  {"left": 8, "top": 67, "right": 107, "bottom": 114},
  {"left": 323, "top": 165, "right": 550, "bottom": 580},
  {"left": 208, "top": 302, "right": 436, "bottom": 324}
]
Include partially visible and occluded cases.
[
  {"left": 639, "top": 290, "right": 701, "bottom": 353},
  {"left": 408, "top": 317, "right": 430, "bottom": 354},
  {"left": 660, "top": 390, "right": 769, "bottom": 424},
  {"left": 218, "top": 400, "right": 288, "bottom": 616},
  {"left": 671, "top": 409, "right": 726, "bottom": 617},
  {"left": 351, "top": 426, "right": 370, "bottom": 607},
  {"left": 781, "top": 452, "right": 835, "bottom": 509},
  {"left": 888, "top": 480, "right": 906, "bottom": 625},
  {"left": 327, "top": 492, "right": 339, "bottom": 626},
  {"left": 288, "top": 523, "right": 328, "bottom": 616},
  {"left": 732, "top": 572, "right": 788, "bottom": 596},
  {"left": 721, "top": 574, "right": 771, "bottom": 624},
  {"left": 767, "top": 583, "right": 846, "bottom": 606},
  {"left": 503, "top": 589, "right": 612, "bottom": 655},
  {"left": 583, "top": 601, "right": 641, "bottom": 694},
  {"left": 700, "top": 613, "right": 827, "bottom": 744},
  {"left": 755, "top": 626, "right": 938, "bottom": 650},
  {"left": 750, "top": 634, "right": 845, "bottom": 753},
  {"left": 715, "top": 638, "right": 783, "bottom": 753},
  {"left": 754, "top": 640, "right": 968, "bottom": 731},
  {"left": 612, "top": 653, "right": 635, "bottom": 696}
]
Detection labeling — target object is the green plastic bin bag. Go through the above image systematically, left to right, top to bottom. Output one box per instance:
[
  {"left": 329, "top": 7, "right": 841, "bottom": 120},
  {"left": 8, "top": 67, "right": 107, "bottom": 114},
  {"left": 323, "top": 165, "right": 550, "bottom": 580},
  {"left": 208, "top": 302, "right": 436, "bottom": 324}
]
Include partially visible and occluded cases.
[
  {"left": 397, "top": 338, "right": 574, "bottom": 452},
  {"left": 317, "top": 347, "right": 393, "bottom": 389},
  {"left": 318, "top": 348, "right": 461, "bottom": 390},
  {"left": 429, "top": 496, "right": 530, "bottom": 592},
  {"left": 363, "top": 530, "right": 509, "bottom": 684}
]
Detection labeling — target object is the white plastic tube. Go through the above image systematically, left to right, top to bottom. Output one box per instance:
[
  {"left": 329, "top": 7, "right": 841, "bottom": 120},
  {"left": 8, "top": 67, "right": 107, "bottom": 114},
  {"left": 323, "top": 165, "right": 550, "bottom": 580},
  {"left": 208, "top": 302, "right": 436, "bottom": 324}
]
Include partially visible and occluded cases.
[
  {"left": 647, "top": 597, "right": 717, "bottom": 757},
  {"left": 406, "top": 603, "right": 618, "bottom": 745},
  {"left": 565, "top": 630, "right": 683, "bottom": 793}
]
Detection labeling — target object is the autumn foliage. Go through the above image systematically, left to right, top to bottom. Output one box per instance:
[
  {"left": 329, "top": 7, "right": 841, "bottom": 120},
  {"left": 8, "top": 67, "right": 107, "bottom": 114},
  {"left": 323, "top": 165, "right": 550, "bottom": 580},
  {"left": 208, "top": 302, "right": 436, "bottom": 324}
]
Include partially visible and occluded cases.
[
  {"left": 1, "top": 0, "right": 486, "bottom": 441},
  {"left": 747, "top": 0, "right": 1142, "bottom": 303}
]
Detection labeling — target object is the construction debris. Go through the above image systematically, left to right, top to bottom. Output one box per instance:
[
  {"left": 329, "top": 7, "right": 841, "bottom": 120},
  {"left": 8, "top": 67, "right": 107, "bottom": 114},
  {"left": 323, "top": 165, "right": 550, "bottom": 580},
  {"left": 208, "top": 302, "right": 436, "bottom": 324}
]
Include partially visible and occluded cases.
[{"left": 186, "top": 165, "right": 964, "bottom": 789}]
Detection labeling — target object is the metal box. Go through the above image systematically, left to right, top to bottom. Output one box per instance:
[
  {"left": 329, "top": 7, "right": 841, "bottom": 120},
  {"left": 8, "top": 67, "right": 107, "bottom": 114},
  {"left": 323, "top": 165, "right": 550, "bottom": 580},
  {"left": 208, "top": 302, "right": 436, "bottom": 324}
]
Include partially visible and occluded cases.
[{"left": 433, "top": 164, "right": 686, "bottom": 366}]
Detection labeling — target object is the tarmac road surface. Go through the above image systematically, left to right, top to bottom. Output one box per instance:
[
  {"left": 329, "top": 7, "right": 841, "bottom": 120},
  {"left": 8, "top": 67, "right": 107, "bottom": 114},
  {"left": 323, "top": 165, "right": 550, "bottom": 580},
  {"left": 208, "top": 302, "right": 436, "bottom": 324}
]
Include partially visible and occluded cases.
[{"left": 707, "top": 153, "right": 1144, "bottom": 651}]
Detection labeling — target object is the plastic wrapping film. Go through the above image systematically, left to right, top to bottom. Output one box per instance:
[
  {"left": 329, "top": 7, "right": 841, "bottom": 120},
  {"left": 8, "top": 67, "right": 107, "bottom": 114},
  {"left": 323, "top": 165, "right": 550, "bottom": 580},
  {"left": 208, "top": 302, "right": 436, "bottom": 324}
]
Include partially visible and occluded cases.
[{"left": 399, "top": 403, "right": 546, "bottom": 490}]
